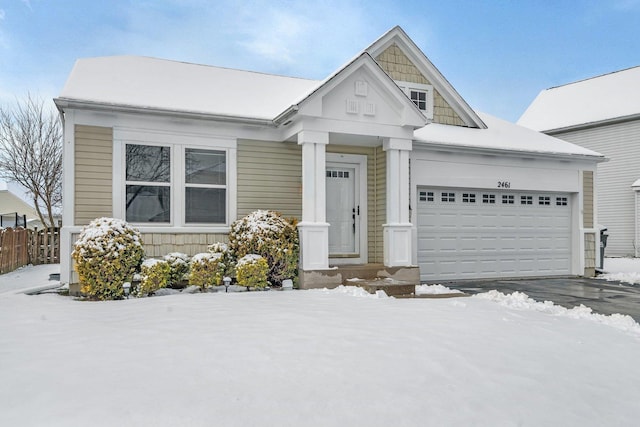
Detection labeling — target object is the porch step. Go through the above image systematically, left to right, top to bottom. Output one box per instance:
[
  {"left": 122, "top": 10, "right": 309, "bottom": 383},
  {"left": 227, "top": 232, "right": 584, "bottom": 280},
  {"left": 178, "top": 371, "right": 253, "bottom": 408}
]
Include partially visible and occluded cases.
[{"left": 346, "top": 278, "right": 416, "bottom": 297}]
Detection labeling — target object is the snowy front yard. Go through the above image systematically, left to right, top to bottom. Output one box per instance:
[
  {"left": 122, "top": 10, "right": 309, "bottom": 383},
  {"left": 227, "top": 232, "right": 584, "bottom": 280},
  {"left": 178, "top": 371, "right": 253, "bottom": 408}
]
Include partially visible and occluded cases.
[{"left": 2, "top": 269, "right": 640, "bottom": 426}]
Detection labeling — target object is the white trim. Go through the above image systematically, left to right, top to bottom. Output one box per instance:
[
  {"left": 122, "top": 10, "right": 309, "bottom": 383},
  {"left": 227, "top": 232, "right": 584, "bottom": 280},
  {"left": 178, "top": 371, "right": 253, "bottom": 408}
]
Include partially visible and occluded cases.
[
  {"left": 396, "top": 80, "right": 434, "bottom": 120},
  {"left": 113, "top": 127, "right": 237, "bottom": 228},
  {"left": 326, "top": 153, "right": 368, "bottom": 265}
]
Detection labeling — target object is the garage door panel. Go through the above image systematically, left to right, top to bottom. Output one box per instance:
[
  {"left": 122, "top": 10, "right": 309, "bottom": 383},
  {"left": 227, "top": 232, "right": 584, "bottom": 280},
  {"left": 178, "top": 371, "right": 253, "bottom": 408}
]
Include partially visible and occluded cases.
[{"left": 418, "top": 187, "right": 572, "bottom": 281}]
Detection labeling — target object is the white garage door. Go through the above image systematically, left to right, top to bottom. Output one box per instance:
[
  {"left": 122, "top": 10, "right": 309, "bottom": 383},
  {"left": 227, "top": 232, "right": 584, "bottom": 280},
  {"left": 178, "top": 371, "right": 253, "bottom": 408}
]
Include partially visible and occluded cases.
[{"left": 417, "top": 188, "right": 572, "bottom": 281}]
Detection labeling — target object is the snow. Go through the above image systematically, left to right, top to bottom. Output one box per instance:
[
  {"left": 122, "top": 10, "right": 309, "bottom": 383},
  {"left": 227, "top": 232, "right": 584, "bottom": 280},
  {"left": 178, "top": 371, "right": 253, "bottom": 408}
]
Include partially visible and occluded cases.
[
  {"left": 58, "top": 56, "right": 319, "bottom": 121},
  {"left": 518, "top": 65, "right": 640, "bottom": 132},
  {"left": 415, "top": 111, "right": 604, "bottom": 158},
  {"left": 600, "top": 257, "right": 640, "bottom": 285},
  {"left": 2, "top": 266, "right": 640, "bottom": 425},
  {"left": 415, "top": 284, "right": 464, "bottom": 295}
]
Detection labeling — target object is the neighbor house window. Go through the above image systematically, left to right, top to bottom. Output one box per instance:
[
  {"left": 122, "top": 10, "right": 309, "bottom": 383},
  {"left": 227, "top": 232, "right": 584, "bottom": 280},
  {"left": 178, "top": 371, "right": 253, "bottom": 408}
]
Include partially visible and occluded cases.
[
  {"left": 125, "top": 144, "right": 171, "bottom": 223},
  {"left": 185, "top": 149, "right": 226, "bottom": 224}
]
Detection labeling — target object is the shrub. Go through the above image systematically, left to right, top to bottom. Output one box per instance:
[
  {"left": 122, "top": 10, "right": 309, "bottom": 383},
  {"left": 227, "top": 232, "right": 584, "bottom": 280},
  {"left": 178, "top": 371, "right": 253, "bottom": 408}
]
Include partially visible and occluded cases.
[
  {"left": 228, "top": 210, "right": 298, "bottom": 286},
  {"left": 72, "top": 217, "right": 144, "bottom": 300},
  {"left": 208, "top": 242, "right": 235, "bottom": 278},
  {"left": 163, "top": 252, "right": 190, "bottom": 287},
  {"left": 188, "top": 252, "right": 224, "bottom": 290},
  {"left": 236, "top": 254, "right": 269, "bottom": 289},
  {"left": 138, "top": 258, "right": 171, "bottom": 297}
]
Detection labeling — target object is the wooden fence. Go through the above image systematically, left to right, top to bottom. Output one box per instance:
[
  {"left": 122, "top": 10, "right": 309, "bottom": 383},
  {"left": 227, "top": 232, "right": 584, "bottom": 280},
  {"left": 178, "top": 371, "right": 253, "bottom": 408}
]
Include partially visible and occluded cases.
[{"left": 0, "top": 227, "right": 60, "bottom": 274}]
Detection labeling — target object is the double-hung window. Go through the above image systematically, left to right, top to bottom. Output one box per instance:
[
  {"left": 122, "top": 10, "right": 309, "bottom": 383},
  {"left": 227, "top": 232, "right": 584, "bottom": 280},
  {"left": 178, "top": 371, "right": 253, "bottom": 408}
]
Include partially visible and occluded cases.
[{"left": 119, "top": 130, "right": 235, "bottom": 228}]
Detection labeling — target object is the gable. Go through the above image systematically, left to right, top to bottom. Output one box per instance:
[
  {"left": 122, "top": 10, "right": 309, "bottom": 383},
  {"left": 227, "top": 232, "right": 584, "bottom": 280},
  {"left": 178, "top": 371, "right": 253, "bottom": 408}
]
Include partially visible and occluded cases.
[{"left": 375, "top": 44, "right": 465, "bottom": 127}]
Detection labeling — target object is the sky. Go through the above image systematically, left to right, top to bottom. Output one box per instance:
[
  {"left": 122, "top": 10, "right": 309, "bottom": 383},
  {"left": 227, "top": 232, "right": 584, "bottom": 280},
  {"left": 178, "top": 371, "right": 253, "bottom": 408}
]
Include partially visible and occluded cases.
[{"left": 0, "top": 0, "right": 639, "bottom": 122}]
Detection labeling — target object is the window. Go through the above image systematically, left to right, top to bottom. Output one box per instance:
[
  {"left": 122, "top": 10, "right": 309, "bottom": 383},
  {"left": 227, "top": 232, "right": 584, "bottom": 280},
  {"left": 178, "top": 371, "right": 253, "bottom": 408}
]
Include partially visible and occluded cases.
[
  {"left": 396, "top": 80, "right": 434, "bottom": 119},
  {"left": 124, "top": 143, "right": 228, "bottom": 225},
  {"left": 126, "top": 144, "right": 171, "bottom": 223},
  {"left": 185, "top": 149, "right": 226, "bottom": 223},
  {"left": 419, "top": 191, "right": 434, "bottom": 202},
  {"left": 441, "top": 192, "right": 455, "bottom": 202},
  {"left": 462, "top": 193, "right": 476, "bottom": 203},
  {"left": 482, "top": 194, "right": 496, "bottom": 204},
  {"left": 502, "top": 195, "right": 515, "bottom": 204},
  {"left": 521, "top": 195, "right": 533, "bottom": 205},
  {"left": 539, "top": 196, "right": 551, "bottom": 206},
  {"left": 556, "top": 197, "right": 568, "bottom": 206}
]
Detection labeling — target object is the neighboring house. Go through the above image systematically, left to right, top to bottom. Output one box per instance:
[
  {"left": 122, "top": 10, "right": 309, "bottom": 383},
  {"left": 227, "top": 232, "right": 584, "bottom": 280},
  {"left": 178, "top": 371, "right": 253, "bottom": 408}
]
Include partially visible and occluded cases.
[
  {"left": 55, "top": 26, "right": 604, "bottom": 291},
  {"left": 519, "top": 66, "right": 640, "bottom": 258},
  {"left": 0, "top": 183, "right": 40, "bottom": 229}
]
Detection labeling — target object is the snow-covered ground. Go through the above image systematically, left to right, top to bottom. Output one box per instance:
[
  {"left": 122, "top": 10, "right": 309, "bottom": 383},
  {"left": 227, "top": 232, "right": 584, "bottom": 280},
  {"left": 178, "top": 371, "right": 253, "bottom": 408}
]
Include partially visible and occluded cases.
[
  {"left": 601, "top": 257, "right": 640, "bottom": 285},
  {"left": 2, "top": 265, "right": 640, "bottom": 426}
]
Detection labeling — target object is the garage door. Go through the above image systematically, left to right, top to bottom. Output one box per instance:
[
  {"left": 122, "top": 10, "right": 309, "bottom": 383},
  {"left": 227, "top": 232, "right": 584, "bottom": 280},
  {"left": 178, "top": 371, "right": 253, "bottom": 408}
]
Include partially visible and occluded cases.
[{"left": 417, "top": 188, "right": 572, "bottom": 281}]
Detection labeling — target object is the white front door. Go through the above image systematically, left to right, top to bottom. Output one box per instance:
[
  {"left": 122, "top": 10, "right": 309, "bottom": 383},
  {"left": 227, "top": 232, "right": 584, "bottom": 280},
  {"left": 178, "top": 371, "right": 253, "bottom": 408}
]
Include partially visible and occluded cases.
[{"left": 326, "top": 153, "right": 367, "bottom": 264}]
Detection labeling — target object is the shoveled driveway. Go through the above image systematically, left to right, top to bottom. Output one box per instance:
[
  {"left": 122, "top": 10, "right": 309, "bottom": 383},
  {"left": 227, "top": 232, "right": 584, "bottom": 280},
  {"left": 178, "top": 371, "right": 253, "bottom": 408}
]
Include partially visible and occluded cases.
[{"left": 443, "top": 277, "right": 640, "bottom": 322}]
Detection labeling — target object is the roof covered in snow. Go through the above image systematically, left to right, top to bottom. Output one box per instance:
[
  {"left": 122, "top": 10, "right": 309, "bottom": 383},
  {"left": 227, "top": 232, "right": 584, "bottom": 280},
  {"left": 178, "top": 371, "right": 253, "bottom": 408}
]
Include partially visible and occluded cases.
[
  {"left": 57, "top": 56, "right": 320, "bottom": 121},
  {"left": 518, "top": 66, "right": 640, "bottom": 132},
  {"left": 416, "top": 112, "right": 604, "bottom": 158}
]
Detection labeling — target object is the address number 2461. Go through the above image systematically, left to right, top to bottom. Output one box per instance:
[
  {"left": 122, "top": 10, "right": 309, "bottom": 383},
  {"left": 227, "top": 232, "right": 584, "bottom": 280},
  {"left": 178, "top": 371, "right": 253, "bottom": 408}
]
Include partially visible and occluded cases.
[{"left": 497, "top": 181, "right": 511, "bottom": 189}]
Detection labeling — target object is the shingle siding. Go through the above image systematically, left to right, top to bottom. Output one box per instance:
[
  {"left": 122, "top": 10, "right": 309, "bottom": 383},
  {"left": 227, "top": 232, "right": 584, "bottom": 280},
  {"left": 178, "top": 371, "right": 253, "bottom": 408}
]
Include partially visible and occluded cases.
[{"left": 375, "top": 43, "right": 465, "bottom": 127}]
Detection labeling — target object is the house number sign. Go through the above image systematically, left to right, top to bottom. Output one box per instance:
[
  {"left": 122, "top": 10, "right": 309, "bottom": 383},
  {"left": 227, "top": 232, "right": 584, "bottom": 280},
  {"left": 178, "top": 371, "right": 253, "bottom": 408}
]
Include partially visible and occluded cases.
[{"left": 497, "top": 181, "right": 511, "bottom": 189}]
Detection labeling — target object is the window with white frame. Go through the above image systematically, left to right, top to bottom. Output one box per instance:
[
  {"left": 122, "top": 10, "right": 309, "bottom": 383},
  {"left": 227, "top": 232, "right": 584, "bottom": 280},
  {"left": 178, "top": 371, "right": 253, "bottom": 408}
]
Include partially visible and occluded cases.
[
  {"left": 396, "top": 80, "right": 434, "bottom": 119},
  {"left": 124, "top": 143, "right": 228, "bottom": 225},
  {"left": 126, "top": 144, "right": 171, "bottom": 223}
]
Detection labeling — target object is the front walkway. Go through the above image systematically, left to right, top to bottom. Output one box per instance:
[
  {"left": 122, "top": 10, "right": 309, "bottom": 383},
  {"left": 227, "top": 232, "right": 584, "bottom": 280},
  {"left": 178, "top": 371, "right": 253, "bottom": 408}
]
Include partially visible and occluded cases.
[
  {"left": 0, "top": 264, "right": 61, "bottom": 295},
  {"left": 445, "top": 277, "right": 640, "bottom": 321}
]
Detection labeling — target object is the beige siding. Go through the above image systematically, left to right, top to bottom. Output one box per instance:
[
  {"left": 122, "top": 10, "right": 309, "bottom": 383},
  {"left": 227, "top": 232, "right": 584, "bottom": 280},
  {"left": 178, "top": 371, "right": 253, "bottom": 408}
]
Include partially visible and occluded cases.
[
  {"left": 375, "top": 43, "right": 466, "bottom": 127},
  {"left": 555, "top": 120, "right": 640, "bottom": 256},
  {"left": 75, "top": 125, "right": 113, "bottom": 225},
  {"left": 236, "top": 140, "right": 302, "bottom": 220},
  {"left": 327, "top": 145, "right": 385, "bottom": 263},
  {"left": 583, "top": 171, "right": 594, "bottom": 228},
  {"left": 140, "top": 232, "right": 229, "bottom": 258},
  {"left": 584, "top": 232, "right": 596, "bottom": 277}
]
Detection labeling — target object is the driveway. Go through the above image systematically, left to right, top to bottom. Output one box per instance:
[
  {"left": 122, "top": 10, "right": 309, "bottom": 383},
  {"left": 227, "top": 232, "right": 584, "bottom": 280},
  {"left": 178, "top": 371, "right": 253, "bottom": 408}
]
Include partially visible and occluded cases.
[{"left": 443, "top": 277, "right": 640, "bottom": 322}]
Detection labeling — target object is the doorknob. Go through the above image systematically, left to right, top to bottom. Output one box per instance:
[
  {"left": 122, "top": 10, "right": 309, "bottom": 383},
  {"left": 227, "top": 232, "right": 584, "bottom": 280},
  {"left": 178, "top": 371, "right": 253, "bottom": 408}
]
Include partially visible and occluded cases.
[{"left": 352, "top": 208, "right": 356, "bottom": 233}]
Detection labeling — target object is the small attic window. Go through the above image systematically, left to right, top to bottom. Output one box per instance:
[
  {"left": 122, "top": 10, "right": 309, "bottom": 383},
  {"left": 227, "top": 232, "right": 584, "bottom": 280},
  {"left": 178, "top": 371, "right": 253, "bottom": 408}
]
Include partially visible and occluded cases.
[{"left": 396, "top": 80, "right": 434, "bottom": 119}]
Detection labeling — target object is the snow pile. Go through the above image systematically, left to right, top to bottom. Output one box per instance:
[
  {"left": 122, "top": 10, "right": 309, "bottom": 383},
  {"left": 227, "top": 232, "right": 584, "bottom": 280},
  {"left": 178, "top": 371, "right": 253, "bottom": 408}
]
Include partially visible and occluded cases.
[
  {"left": 600, "top": 257, "right": 640, "bottom": 285},
  {"left": 415, "top": 284, "right": 464, "bottom": 295},
  {"left": 320, "top": 285, "right": 388, "bottom": 299},
  {"left": 475, "top": 290, "right": 640, "bottom": 335}
]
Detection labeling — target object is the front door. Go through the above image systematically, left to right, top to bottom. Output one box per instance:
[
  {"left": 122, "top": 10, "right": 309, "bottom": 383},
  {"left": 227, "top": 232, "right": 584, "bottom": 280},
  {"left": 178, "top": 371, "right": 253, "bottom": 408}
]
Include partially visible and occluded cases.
[{"left": 326, "top": 153, "right": 367, "bottom": 264}]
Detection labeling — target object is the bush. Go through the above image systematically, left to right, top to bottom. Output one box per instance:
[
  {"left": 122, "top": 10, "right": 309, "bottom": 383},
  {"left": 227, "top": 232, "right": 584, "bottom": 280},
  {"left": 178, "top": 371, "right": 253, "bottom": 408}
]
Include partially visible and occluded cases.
[
  {"left": 228, "top": 210, "right": 298, "bottom": 286},
  {"left": 72, "top": 217, "right": 144, "bottom": 300},
  {"left": 208, "top": 242, "right": 235, "bottom": 277},
  {"left": 163, "top": 252, "right": 190, "bottom": 287},
  {"left": 188, "top": 252, "right": 224, "bottom": 290},
  {"left": 236, "top": 254, "right": 269, "bottom": 289},
  {"left": 138, "top": 258, "right": 170, "bottom": 297}
]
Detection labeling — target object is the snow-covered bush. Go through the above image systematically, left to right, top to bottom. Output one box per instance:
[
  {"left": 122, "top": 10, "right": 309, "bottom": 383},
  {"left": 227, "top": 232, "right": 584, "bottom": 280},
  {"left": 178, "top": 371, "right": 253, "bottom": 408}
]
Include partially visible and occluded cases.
[
  {"left": 228, "top": 210, "right": 298, "bottom": 286},
  {"left": 72, "top": 217, "right": 144, "bottom": 300},
  {"left": 208, "top": 242, "right": 235, "bottom": 277},
  {"left": 163, "top": 252, "right": 190, "bottom": 287},
  {"left": 188, "top": 252, "right": 224, "bottom": 290},
  {"left": 236, "top": 254, "right": 269, "bottom": 289},
  {"left": 138, "top": 258, "right": 170, "bottom": 297}
]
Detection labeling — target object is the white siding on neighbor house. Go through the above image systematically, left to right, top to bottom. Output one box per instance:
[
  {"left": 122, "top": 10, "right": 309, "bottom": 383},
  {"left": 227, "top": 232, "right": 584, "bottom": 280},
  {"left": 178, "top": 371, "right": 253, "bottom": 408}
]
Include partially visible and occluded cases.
[{"left": 553, "top": 119, "right": 640, "bottom": 256}]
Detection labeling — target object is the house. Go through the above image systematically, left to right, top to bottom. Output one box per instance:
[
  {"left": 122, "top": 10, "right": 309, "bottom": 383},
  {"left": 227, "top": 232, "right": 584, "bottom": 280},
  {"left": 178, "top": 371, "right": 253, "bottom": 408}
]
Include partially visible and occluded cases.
[
  {"left": 55, "top": 26, "right": 604, "bottom": 292},
  {"left": 519, "top": 66, "right": 640, "bottom": 258},
  {"left": 0, "top": 182, "right": 40, "bottom": 229}
]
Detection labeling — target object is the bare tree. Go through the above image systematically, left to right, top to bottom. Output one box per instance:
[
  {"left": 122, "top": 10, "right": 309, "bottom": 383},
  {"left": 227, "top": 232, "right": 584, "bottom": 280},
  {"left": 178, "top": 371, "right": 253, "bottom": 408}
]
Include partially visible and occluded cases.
[{"left": 0, "top": 94, "right": 62, "bottom": 228}]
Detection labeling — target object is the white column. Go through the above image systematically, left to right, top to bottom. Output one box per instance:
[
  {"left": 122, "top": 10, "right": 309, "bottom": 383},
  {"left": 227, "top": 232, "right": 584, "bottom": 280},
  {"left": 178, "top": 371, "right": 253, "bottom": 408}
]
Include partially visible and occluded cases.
[
  {"left": 60, "top": 110, "right": 76, "bottom": 285},
  {"left": 297, "top": 131, "right": 330, "bottom": 270},
  {"left": 383, "top": 138, "right": 413, "bottom": 267}
]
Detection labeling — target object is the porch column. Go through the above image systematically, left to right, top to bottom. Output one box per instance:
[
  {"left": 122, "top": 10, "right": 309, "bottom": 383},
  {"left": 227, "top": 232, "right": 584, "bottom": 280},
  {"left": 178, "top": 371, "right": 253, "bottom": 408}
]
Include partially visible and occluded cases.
[
  {"left": 297, "top": 131, "right": 330, "bottom": 270},
  {"left": 383, "top": 138, "right": 413, "bottom": 267}
]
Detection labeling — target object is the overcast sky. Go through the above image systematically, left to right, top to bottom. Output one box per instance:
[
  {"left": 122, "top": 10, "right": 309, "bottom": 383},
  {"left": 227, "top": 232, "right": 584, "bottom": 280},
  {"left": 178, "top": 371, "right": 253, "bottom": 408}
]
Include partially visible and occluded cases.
[{"left": 1, "top": 0, "right": 639, "bottom": 122}]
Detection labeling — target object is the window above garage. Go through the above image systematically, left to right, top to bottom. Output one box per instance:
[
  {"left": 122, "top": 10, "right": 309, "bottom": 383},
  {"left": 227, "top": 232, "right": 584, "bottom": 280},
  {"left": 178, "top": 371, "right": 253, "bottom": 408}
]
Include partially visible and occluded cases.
[{"left": 396, "top": 80, "right": 434, "bottom": 119}]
